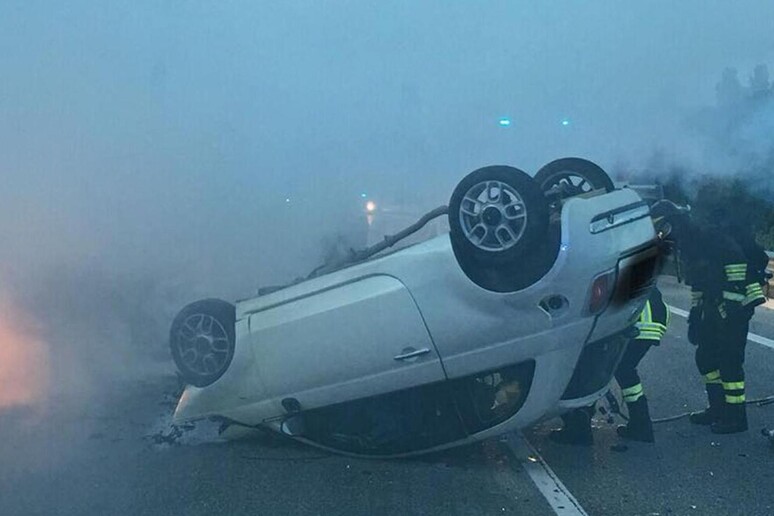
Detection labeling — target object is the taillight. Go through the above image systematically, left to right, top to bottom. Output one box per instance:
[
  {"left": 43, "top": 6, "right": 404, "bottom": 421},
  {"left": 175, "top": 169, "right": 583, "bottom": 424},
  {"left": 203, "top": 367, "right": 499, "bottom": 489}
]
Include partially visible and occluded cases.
[{"left": 587, "top": 269, "right": 617, "bottom": 315}]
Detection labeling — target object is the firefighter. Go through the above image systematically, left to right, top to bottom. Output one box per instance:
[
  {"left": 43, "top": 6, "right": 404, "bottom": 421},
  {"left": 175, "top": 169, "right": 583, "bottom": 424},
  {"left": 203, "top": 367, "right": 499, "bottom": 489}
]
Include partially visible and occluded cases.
[
  {"left": 653, "top": 202, "right": 767, "bottom": 434},
  {"left": 549, "top": 287, "right": 669, "bottom": 445},
  {"left": 614, "top": 287, "right": 669, "bottom": 442}
]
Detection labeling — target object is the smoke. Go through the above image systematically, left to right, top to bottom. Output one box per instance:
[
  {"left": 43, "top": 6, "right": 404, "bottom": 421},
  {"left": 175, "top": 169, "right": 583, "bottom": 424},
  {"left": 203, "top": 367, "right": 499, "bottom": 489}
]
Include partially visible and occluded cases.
[
  {"left": 612, "top": 64, "right": 774, "bottom": 201},
  {"left": 680, "top": 65, "right": 774, "bottom": 190},
  {"left": 0, "top": 197, "right": 371, "bottom": 415}
]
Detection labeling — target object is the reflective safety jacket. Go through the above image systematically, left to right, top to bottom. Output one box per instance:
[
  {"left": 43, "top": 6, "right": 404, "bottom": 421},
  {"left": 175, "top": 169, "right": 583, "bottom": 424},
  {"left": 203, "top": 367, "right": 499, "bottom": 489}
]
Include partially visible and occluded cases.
[
  {"left": 685, "top": 225, "right": 765, "bottom": 316},
  {"left": 636, "top": 288, "right": 669, "bottom": 344}
]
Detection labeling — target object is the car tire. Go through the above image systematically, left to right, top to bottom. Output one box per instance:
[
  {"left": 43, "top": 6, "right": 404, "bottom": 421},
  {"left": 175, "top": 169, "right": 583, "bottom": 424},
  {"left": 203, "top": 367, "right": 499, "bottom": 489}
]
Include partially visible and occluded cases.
[
  {"left": 534, "top": 157, "right": 614, "bottom": 199},
  {"left": 449, "top": 165, "right": 550, "bottom": 291},
  {"left": 169, "top": 298, "right": 236, "bottom": 388}
]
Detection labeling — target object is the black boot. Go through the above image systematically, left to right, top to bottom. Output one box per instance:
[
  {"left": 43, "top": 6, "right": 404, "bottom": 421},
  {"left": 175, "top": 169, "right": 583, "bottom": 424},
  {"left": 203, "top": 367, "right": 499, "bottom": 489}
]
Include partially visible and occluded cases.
[
  {"left": 689, "top": 383, "right": 724, "bottom": 426},
  {"left": 617, "top": 396, "right": 654, "bottom": 443},
  {"left": 711, "top": 402, "right": 748, "bottom": 434},
  {"left": 549, "top": 408, "right": 593, "bottom": 446}
]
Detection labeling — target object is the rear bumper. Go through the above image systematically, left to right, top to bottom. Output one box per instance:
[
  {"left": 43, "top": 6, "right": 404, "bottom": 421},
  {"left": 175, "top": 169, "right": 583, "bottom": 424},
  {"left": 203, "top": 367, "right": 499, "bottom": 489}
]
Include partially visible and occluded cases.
[
  {"left": 588, "top": 242, "right": 658, "bottom": 343},
  {"left": 556, "top": 243, "right": 657, "bottom": 405}
]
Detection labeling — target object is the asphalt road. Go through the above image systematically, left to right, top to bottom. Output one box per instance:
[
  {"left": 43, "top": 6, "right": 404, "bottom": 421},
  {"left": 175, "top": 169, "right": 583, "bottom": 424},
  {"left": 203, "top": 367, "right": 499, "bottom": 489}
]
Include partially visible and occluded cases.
[{"left": 2, "top": 277, "right": 774, "bottom": 516}]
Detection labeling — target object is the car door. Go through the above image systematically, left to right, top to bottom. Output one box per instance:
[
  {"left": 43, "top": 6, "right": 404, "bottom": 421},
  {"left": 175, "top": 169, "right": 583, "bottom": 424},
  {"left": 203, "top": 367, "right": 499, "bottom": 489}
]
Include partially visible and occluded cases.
[{"left": 247, "top": 275, "right": 446, "bottom": 416}]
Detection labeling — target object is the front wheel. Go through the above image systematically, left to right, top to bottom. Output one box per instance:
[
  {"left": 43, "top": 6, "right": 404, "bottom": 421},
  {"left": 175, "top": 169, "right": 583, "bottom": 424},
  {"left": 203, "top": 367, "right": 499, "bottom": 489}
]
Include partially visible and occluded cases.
[
  {"left": 534, "top": 157, "right": 614, "bottom": 202},
  {"left": 169, "top": 299, "right": 236, "bottom": 388}
]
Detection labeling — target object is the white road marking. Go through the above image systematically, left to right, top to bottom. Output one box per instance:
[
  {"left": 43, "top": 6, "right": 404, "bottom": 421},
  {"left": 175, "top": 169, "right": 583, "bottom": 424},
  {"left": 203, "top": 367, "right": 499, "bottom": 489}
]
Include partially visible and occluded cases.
[
  {"left": 667, "top": 305, "right": 774, "bottom": 350},
  {"left": 667, "top": 305, "right": 689, "bottom": 318},
  {"left": 507, "top": 432, "right": 589, "bottom": 516}
]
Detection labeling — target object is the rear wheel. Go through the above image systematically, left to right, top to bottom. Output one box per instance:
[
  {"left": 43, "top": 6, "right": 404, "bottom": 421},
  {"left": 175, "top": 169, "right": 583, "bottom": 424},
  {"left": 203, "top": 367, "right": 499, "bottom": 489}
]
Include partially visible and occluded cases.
[
  {"left": 534, "top": 157, "right": 614, "bottom": 203},
  {"left": 449, "top": 165, "right": 551, "bottom": 292},
  {"left": 169, "top": 299, "right": 236, "bottom": 387}
]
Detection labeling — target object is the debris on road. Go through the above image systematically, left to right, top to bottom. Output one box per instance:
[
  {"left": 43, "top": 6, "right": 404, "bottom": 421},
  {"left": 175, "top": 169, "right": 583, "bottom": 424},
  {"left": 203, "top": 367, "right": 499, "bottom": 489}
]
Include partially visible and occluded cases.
[{"left": 146, "top": 417, "right": 220, "bottom": 447}]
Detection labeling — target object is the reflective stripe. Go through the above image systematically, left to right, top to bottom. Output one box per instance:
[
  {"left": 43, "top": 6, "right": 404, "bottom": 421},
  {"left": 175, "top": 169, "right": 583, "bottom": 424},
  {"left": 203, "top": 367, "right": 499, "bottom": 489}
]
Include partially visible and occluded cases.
[
  {"left": 725, "top": 264, "right": 747, "bottom": 282},
  {"left": 743, "top": 282, "right": 765, "bottom": 305},
  {"left": 722, "top": 292, "right": 745, "bottom": 302},
  {"left": 639, "top": 301, "right": 653, "bottom": 324},
  {"left": 637, "top": 322, "right": 667, "bottom": 332},
  {"left": 636, "top": 329, "right": 666, "bottom": 336},
  {"left": 637, "top": 330, "right": 664, "bottom": 339},
  {"left": 637, "top": 333, "right": 665, "bottom": 340},
  {"left": 704, "top": 370, "right": 721, "bottom": 384},
  {"left": 723, "top": 381, "right": 745, "bottom": 391},
  {"left": 622, "top": 383, "right": 644, "bottom": 403},
  {"left": 622, "top": 384, "right": 643, "bottom": 397},
  {"left": 725, "top": 394, "right": 746, "bottom": 404}
]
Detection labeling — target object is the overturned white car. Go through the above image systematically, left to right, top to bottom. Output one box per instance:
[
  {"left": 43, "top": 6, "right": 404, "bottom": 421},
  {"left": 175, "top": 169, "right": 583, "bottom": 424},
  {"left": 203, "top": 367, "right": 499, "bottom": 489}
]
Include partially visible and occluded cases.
[{"left": 170, "top": 158, "right": 659, "bottom": 457}]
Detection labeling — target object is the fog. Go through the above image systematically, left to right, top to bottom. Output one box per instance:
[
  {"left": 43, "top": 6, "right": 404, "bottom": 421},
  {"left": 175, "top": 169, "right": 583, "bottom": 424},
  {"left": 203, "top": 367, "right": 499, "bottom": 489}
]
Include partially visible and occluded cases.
[{"left": 1, "top": 1, "right": 774, "bottom": 411}]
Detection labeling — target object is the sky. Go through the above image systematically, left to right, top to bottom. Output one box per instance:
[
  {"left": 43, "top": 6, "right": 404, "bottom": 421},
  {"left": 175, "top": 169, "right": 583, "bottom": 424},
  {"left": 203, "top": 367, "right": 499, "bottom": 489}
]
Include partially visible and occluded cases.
[
  {"left": 1, "top": 1, "right": 774, "bottom": 408},
  {"left": 2, "top": 2, "right": 774, "bottom": 282}
]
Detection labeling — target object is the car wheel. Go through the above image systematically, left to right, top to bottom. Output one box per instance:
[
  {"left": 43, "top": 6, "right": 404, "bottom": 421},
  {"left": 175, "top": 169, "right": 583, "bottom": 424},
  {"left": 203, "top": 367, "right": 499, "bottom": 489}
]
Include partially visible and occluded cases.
[
  {"left": 534, "top": 157, "right": 614, "bottom": 201},
  {"left": 449, "top": 166, "right": 549, "bottom": 289},
  {"left": 169, "top": 298, "right": 236, "bottom": 388}
]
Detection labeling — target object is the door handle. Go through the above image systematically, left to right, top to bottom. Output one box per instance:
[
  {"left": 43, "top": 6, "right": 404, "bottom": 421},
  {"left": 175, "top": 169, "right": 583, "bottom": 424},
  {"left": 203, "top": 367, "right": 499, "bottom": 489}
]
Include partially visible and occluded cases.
[{"left": 393, "top": 348, "right": 431, "bottom": 361}]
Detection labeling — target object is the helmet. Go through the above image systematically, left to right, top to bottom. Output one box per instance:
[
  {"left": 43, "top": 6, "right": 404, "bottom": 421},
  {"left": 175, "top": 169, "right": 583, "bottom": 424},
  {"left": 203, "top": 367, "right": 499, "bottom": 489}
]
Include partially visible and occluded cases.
[{"left": 650, "top": 200, "right": 690, "bottom": 240}]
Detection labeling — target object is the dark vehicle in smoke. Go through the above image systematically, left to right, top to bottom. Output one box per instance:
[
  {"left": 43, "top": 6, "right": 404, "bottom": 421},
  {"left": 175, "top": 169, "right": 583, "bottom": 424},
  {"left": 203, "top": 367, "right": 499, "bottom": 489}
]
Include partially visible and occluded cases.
[{"left": 169, "top": 158, "right": 659, "bottom": 457}]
